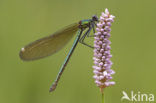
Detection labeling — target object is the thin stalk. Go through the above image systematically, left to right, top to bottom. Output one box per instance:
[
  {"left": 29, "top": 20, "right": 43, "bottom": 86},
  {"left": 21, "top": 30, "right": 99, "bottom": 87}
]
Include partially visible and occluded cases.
[{"left": 101, "top": 88, "right": 104, "bottom": 103}]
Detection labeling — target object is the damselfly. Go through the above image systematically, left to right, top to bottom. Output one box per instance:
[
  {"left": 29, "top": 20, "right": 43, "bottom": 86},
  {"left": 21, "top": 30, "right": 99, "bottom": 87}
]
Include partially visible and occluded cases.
[{"left": 19, "top": 15, "right": 98, "bottom": 92}]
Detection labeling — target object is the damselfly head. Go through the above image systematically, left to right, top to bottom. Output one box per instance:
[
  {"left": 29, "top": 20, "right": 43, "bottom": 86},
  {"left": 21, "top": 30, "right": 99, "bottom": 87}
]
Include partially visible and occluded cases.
[{"left": 92, "top": 15, "right": 98, "bottom": 22}]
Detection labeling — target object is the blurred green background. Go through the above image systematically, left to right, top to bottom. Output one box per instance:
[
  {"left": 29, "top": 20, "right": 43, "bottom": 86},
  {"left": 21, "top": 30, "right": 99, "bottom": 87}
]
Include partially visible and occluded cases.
[{"left": 0, "top": 0, "right": 156, "bottom": 103}]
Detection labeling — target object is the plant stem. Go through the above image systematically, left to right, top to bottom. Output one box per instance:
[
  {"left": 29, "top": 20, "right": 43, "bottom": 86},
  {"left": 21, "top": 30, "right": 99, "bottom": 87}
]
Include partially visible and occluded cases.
[
  {"left": 101, "top": 88, "right": 104, "bottom": 103},
  {"left": 102, "top": 93, "right": 104, "bottom": 103}
]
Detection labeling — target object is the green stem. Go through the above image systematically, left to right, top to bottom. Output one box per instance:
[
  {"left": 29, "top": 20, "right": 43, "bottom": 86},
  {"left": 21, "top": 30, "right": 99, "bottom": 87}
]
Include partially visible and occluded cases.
[
  {"left": 101, "top": 88, "right": 104, "bottom": 103},
  {"left": 102, "top": 93, "right": 104, "bottom": 103}
]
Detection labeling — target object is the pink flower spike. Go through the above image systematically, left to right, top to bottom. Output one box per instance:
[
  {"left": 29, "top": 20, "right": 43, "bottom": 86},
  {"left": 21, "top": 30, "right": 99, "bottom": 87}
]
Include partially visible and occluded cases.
[{"left": 93, "top": 8, "right": 115, "bottom": 90}]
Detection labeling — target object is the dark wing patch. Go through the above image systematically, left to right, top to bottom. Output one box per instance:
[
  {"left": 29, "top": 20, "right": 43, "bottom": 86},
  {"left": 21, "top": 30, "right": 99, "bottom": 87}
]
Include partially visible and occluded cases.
[{"left": 19, "top": 23, "right": 79, "bottom": 61}]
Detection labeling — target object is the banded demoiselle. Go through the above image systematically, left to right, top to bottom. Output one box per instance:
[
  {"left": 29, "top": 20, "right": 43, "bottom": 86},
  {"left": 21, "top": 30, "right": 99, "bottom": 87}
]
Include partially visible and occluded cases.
[{"left": 19, "top": 16, "right": 98, "bottom": 92}]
